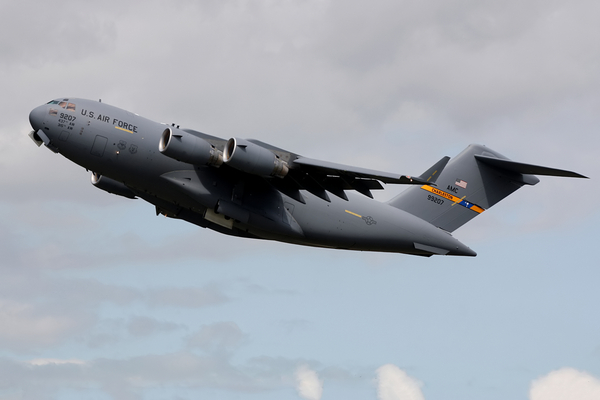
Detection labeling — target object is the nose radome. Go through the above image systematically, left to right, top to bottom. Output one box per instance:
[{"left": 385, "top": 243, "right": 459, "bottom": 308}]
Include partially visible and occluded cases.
[{"left": 29, "top": 105, "right": 46, "bottom": 131}]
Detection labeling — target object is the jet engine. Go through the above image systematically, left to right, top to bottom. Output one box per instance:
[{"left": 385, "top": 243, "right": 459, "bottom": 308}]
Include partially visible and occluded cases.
[
  {"left": 159, "top": 127, "right": 223, "bottom": 167},
  {"left": 223, "top": 138, "right": 288, "bottom": 178},
  {"left": 91, "top": 173, "right": 137, "bottom": 199}
]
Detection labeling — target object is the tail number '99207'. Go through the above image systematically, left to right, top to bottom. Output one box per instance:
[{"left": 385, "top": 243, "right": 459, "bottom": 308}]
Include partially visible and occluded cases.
[{"left": 427, "top": 194, "right": 444, "bottom": 205}]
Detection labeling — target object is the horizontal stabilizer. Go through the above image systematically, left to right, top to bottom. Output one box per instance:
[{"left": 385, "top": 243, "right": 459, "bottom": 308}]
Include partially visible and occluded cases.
[{"left": 474, "top": 155, "right": 588, "bottom": 179}]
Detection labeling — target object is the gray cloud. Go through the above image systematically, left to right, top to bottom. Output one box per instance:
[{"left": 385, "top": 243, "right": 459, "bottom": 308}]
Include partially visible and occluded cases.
[
  {"left": 5, "top": 0, "right": 595, "bottom": 243},
  {"left": 1, "top": 1, "right": 599, "bottom": 399},
  {"left": 0, "top": 2, "right": 116, "bottom": 68},
  {"left": 0, "top": 264, "right": 228, "bottom": 351},
  {"left": 145, "top": 285, "right": 229, "bottom": 308},
  {"left": 0, "top": 300, "right": 87, "bottom": 351},
  {"left": 127, "top": 316, "right": 184, "bottom": 337},
  {"left": 278, "top": 319, "right": 311, "bottom": 335},
  {"left": 186, "top": 321, "right": 244, "bottom": 353},
  {"left": 0, "top": 352, "right": 324, "bottom": 398},
  {"left": 0, "top": 357, "right": 397, "bottom": 400}
]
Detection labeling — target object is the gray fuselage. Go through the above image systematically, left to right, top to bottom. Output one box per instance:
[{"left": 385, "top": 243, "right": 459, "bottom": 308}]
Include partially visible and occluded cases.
[{"left": 28, "top": 98, "right": 476, "bottom": 257}]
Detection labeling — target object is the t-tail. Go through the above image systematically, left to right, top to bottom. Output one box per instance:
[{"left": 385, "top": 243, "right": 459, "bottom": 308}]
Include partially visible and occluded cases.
[{"left": 388, "top": 144, "right": 587, "bottom": 232}]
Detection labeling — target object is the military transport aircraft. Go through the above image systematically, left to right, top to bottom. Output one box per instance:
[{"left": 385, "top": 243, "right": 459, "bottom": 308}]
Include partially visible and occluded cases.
[{"left": 28, "top": 98, "right": 587, "bottom": 257}]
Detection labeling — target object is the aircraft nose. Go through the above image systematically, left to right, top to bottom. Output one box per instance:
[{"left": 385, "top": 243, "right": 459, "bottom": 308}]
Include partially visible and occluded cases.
[{"left": 29, "top": 105, "right": 46, "bottom": 131}]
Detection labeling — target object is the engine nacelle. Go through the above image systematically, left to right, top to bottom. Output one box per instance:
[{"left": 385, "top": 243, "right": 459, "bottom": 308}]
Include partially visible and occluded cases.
[
  {"left": 159, "top": 127, "right": 223, "bottom": 167},
  {"left": 223, "top": 138, "right": 289, "bottom": 178},
  {"left": 91, "top": 173, "right": 137, "bottom": 199}
]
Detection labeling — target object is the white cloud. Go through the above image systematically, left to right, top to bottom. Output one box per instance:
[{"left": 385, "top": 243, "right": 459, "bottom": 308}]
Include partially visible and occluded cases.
[
  {"left": 28, "top": 358, "right": 86, "bottom": 366},
  {"left": 295, "top": 364, "right": 323, "bottom": 400},
  {"left": 376, "top": 364, "right": 424, "bottom": 400},
  {"left": 529, "top": 368, "right": 600, "bottom": 400}
]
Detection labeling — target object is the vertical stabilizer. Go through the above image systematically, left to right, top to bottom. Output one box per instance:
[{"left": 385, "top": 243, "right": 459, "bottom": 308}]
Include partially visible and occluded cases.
[{"left": 388, "top": 144, "right": 586, "bottom": 232}]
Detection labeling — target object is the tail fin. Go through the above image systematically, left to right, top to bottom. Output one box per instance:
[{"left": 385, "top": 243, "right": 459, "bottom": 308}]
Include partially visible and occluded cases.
[{"left": 388, "top": 144, "right": 587, "bottom": 232}]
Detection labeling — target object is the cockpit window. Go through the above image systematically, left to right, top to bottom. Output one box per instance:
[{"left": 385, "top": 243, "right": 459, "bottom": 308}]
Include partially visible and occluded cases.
[{"left": 45, "top": 99, "right": 75, "bottom": 110}]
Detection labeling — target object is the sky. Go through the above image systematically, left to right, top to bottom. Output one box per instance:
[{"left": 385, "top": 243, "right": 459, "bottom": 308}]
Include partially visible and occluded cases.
[{"left": 1, "top": 0, "right": 599, "bottom": 399}]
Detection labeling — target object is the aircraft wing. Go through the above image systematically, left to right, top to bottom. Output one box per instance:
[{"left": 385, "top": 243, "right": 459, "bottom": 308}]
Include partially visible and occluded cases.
[
  {"left": 183, "top": 129, "right": 228, "bottom": 149},
  {"left": 247, "top": 139, "right": 449, "bottom": 203},
  {"left": 292, "top": 157, "right": 429, "bottom": 184}
]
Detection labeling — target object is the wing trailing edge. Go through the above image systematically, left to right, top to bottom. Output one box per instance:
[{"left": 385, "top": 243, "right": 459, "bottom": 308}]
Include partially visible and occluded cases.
[
  {"left": 245, "top": 139, "right": 451, "bottom": 201},
  {"left": 292, "top": 157, "right": 429, "bottom": 185}
]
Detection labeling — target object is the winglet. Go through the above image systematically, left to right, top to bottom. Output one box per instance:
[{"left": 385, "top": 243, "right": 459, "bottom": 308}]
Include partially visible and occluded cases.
[{"left": 417, "top": 156, "right": 450, "bottom": 185}]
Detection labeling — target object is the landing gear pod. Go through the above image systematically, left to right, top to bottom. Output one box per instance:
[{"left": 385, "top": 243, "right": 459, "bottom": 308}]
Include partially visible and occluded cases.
[
  {"left": 159, "top": 127, "right": 223, "bottom": 167},
  {"left": 223, "top": 138, "right": 288, "bottom": 178},
  {"left": 91, "top": 173, "right": 137, "bottom": 199}
]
